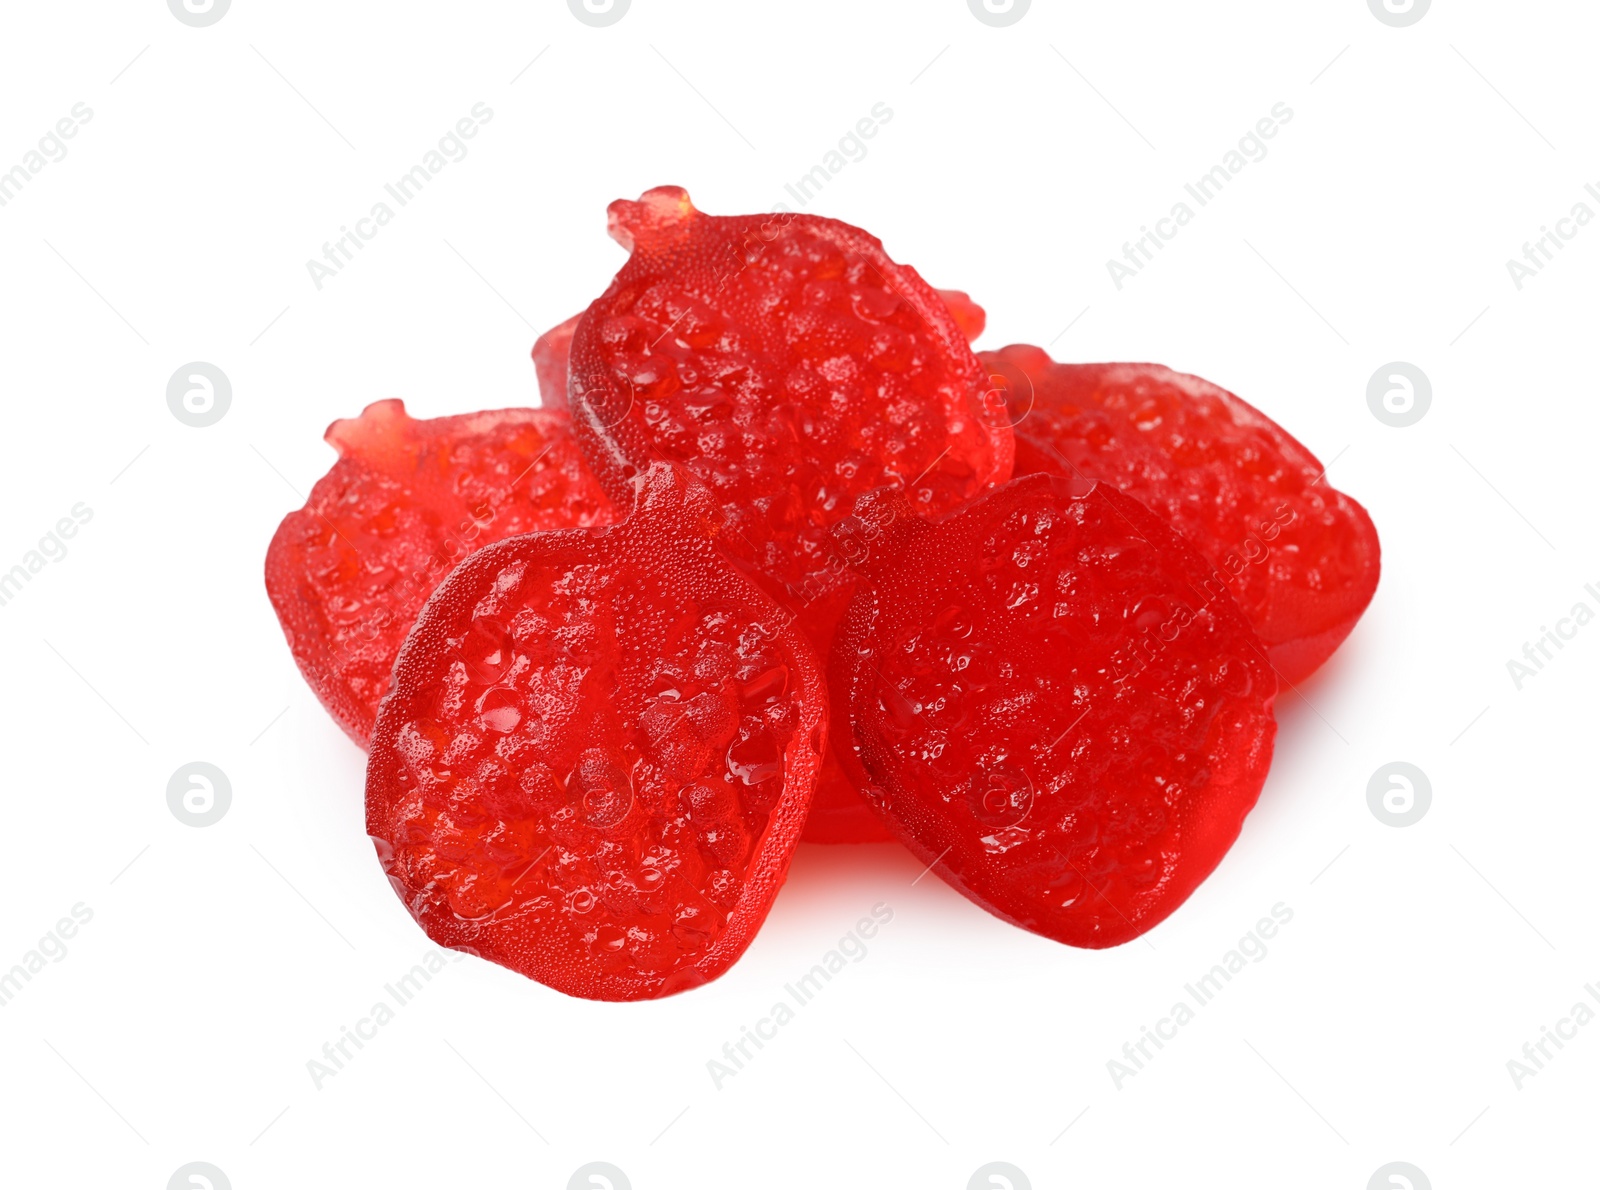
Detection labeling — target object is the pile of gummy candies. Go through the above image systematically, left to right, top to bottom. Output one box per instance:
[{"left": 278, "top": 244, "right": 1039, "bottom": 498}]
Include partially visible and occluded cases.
[{"left": 266, "top": 186, "right": 1379, "bottom": 1001}]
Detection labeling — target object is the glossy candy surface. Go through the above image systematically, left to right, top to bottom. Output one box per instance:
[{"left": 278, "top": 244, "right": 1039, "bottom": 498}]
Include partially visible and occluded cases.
[
  {"left": 567, "top": 187, "right": 1013, "bottom": 843},
  {"left": 567, "top": 187, "right": 1012, "bottom": 551},
  {"left": 540, "top": 287, "right": 980, "bottom": 845},
  {"left": 936, "top": 289, "right": 986, "bottom": 344},
  {"left": 539, "top": 292, "right": 981, "bottom": 415},
  {"left": 532, "top": 313, "right": 581, "bottom": 412},
  {"left": 986, "top": 347, "right": 1380, "bottom": 685},
  {"left": 265, "top": 400, "right": 614, "bottom": 744},
  {"left": 365, "top": 464, "right": 827, "bottom": 999},
  {"left": 833, "top": 475, "right": 1277, "bottom": 947}
]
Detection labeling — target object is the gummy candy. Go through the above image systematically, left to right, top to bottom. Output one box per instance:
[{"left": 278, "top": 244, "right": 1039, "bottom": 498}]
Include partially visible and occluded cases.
[
  {"left": 566, "top": 186, "right": 1013, "bottom": 842},
  {"left": 536, "top": 287, "right": 982, "bottom": 409},
  {"left": 936, "top": 288, "right": 986, "bottom": 344},
  {"left": 532, "top": 313, "right": 580, "bottom": 412},
  {"left": 986, "top": 348, "right": 1379, "bottom": 685},
  {"left": 265, "top": 400, "right": 613, "bottom": 743},
  {"left": 365, "top": 463, "right": 826, "bottom": 999},
  {"left": 831, "top": 475, "right": 1277, "bottom": 947}
]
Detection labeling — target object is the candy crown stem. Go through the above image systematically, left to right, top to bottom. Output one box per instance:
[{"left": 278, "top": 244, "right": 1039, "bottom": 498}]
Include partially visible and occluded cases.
[{"left": 607, "top": 185, "right": 697, "bottom": 253}]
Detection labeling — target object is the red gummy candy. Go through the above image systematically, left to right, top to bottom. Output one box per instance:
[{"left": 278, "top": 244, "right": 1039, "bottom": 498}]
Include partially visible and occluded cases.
[
  {"left": 566, "top": 186, "right": 1013, "bottom": 843},
  {"left": 563, "top": 187, "right": 1012, "bottom": 542},
  {"left": 936, "top": 289, "right": 986, "bottom": 344},
  {"left": 537, "top": 290, "right": 980, "bottom": 410},
  {"left": 535, "top": 291, "right": 971, "bottom": 848},
  {"left": 535, "top": 301, "right": 902, "bottom": 848},
  {"left": 532, "top": 313, "right": 580, "bottom": 412},
  {"left": 986, "top": 347, "right": 1379, "bottom": 686},
  {"left": 265, "top": 400, "right": 614, "bottom": 745},
  {"left": 365, "top": 463, "right": 826, "bottom": 1000},
  {"left": 833, "top": 475, "right": 1277, "bottom": 948}
]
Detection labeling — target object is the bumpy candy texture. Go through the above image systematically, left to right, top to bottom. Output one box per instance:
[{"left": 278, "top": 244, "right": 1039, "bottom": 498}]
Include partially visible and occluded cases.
[
  {"left": 567, "top": 186, "right": 1013, "bottom": 843},
  {"left": 540, "top": 290, "right": 979, "bottom": 846},
  {"left": 531, "top": 291, "right": 972, "bottom": 409},
  {"left": 538, "top": 292, "right": 980, "bottom": 415},
  {"left": 537, "top": 306, "right": 882, "bottom": 848},
  {"left": 985, "top": 347, "right": 1380, "bottom": 685},
  {"left": 265, "top": 400, "right": 614, "bottom": 745},
  {"left": 365, "top": 464, "right": 827, "bottom": 1000},
  {"left": 833, "top": 475, "right": 1278, "bottom": 947}
]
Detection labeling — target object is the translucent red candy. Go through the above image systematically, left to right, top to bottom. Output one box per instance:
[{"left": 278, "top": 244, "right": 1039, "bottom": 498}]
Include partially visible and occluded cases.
[
  {"left": 566, "top": 186, "right": 1013, "bottom": 844},
  {"left": 566, "top": 188, "right": 1011, "bottom": 546},
  {"left": 540, "top": 287, "right": 980, "bottom": 847},
  {"left": 936, "top": 289, "right": 986, "bottom": 344},
  {"left": 536, "top": 290, "right": 982, "bottom": 409},
  {"left": 532, "top": 313, "right": 580, "bottom": 412},
  {"left": 985, "top": 347, "right": 1380, "bottom": 685},
  {"left": 265, "top": 400, "right": 614, "bottom": 744},
  {"left": 365, "top": 464, "right": 827, "bottom": 1000},
  {"left": 832, "top": 476, "right": 1277, "bottom": 947}
]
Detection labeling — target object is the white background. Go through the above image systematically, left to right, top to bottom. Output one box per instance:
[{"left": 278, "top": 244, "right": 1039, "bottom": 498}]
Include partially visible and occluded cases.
[{"left": 1, "top": 2, "right": 1595, "bottom": 1187}]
